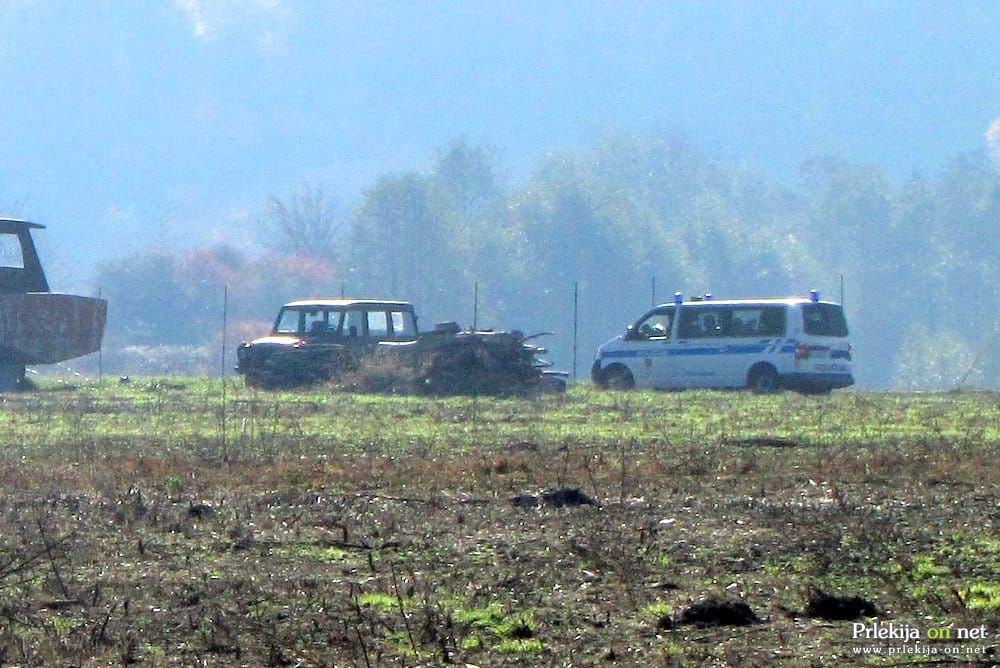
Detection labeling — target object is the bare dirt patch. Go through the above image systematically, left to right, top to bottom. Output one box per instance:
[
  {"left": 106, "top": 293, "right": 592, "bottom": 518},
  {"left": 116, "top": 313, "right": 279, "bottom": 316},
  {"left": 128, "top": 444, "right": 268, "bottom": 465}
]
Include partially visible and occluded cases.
[{"left": 0, "top": 384, "right": 995, "bottom": 665}]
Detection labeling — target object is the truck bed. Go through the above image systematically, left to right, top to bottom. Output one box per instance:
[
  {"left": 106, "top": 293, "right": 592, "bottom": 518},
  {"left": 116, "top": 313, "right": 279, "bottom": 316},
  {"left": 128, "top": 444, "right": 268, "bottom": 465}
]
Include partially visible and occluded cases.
[{"left": 0, "top": 293, "right": 107, "bottom": 364}]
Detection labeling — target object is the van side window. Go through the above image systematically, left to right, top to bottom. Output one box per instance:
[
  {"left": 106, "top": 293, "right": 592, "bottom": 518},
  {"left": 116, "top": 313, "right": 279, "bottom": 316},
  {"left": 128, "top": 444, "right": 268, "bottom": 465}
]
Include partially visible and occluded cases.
[
  {"left": 732, "top": 306, "right": 786, "bottom": 337},
  {"left": 678, "top": 308, "right": 729, "bottom": 338},
  {"left": 678, "top": 309, "right": 702, "bottom": 338}
]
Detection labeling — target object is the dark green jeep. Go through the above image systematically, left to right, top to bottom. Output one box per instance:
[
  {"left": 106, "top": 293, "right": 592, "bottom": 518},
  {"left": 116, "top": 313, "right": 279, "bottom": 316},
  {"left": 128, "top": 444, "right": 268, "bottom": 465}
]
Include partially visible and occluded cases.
[{"left": 236, "top": 299, "right": 418, "bottom": 388}]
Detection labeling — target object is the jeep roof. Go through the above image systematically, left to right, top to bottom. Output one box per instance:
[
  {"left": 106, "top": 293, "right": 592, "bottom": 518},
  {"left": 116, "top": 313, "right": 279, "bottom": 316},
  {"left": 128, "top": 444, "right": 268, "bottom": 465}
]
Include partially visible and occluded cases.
[{"left": 282, "top": 298, "right": 414, "bottom": 309}]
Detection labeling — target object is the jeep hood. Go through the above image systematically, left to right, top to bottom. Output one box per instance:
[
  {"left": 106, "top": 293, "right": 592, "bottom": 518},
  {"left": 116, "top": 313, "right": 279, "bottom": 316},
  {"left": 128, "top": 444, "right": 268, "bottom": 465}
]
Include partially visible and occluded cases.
[{"left": 248, "top": 335, "right": 303, "bottom": 347}]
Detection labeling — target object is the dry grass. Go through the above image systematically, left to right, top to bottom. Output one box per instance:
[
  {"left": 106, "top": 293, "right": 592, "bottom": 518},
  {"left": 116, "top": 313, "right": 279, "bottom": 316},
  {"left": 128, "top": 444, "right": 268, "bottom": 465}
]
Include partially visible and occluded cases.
[{"left": 0, "top": 381, "right": 996, "bottom": 665}]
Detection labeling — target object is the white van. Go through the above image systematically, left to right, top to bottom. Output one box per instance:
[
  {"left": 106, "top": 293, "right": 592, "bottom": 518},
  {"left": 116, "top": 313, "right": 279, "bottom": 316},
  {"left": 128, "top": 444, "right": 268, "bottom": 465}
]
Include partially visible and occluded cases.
[{"left": 591, "top": 292, "right": 853, "bottom": 393}]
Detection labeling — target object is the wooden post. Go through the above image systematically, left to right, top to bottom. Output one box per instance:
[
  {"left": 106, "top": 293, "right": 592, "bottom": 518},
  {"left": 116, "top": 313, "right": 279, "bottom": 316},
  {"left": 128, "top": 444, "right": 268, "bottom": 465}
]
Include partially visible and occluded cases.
[
  {"left": 473, "top": 281, "right": 479, "bottom": 330},
  {"left": 572, "top": 281, "right": 579, "bottom": 383},
  {"left": 98, "top": 286, "right": 103, "bottom": 380}
]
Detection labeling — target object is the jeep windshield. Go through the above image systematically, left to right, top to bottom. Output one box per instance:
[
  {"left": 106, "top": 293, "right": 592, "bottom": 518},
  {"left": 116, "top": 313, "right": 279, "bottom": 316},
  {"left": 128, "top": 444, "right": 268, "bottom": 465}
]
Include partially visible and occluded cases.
[{"left": 274, "top": 307, "right": 300, "bottom": 334}]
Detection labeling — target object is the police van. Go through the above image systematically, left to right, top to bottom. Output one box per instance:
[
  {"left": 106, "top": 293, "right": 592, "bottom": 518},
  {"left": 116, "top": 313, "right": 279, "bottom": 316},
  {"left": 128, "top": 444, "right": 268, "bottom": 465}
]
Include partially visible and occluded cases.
[{"left": 591, "top": 291, "right": 853, "bottom": 393}]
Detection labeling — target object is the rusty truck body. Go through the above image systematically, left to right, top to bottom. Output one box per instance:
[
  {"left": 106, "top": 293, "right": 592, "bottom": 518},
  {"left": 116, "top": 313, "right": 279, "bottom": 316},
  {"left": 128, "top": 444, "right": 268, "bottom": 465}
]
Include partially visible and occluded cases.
[{"left": 0, "top": 219, "right": 107, "bottom": 389}]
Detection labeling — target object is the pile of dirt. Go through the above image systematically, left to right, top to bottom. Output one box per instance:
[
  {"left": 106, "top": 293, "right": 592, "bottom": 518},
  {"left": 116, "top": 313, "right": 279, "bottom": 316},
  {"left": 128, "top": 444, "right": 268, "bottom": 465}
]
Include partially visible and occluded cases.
[
  {"left": 339, "top": 329, "right": 565, "bottom": 397},
  {"left": 510, "top": 488, "right": 596, "bottom": 509},
  {"left": 805, "top": 591, "right": 878, "bottom": 620},
  {"left": 660, "top": 599, "right": 760, "bottom": 629}
]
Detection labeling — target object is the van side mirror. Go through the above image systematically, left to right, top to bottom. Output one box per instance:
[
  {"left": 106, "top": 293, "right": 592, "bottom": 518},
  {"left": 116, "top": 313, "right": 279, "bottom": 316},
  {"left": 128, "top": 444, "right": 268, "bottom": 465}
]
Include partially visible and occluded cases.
[{"left": 624, "top": 324, "right": 637, "bottom": 340}]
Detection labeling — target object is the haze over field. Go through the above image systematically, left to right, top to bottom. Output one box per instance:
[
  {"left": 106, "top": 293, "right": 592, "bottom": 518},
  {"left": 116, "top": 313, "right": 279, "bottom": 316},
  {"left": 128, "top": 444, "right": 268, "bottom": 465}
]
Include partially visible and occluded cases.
[{"left": 1, "top": 1, "right": 998, "bottom": 387}]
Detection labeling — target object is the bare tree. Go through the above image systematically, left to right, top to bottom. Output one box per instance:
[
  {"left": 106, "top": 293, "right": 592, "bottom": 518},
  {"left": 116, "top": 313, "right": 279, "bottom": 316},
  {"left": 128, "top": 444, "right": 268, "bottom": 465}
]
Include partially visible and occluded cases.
[{"left": 259, "top": 185, "right": 341, "bottom": 259}]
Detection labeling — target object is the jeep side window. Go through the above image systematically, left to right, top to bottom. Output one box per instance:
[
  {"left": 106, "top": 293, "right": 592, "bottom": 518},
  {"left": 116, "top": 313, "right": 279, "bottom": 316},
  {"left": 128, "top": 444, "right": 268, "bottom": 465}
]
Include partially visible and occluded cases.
[
  {"left": 326, "top": 309, "right": 344, "bottom": 336},
  {"left": 303, "top": 310, "right": 327, "bottom": 337},
  {"left": 342, "top": 310, "right": 364, "bottom": 338},
  {"left": 366, "top": 310, "right": 389, "bottom": 338},
  {"left": 390, "top": 310, "right": 417, "bottom": 338}
]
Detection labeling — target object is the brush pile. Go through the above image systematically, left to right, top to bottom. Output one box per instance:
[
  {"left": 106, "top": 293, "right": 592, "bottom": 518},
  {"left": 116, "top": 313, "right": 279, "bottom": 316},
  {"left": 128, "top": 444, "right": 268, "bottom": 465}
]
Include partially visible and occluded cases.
[{"left": 339, "top": 325, "right": 566, "bottom": 396}]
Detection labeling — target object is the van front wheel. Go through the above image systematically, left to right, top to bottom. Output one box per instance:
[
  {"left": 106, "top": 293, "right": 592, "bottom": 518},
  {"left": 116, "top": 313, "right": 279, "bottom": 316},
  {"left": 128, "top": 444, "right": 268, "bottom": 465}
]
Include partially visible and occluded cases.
[
  {"left": 0, "top": 362, "right": 25, "bottom": 392},
  {"left": 601, "top": 364, "right": 635, "bottom": 390},
  {"left": 747, "top": 364, "right": 781, "bottom": 395}
]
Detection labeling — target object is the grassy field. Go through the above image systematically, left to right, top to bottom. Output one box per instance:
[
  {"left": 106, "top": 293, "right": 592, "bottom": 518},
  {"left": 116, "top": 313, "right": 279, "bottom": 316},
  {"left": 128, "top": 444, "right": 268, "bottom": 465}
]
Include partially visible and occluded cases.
[{"left": 0, "top": 379, "right": 996, "bottom": 666}]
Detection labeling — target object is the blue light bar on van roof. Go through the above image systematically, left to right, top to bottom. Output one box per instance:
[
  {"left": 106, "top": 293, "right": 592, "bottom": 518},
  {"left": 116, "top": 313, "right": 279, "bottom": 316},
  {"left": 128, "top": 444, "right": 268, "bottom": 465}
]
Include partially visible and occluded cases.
[
  {"left": 809, "top": 289, "right": 820, "bottom": 302},
  {"left": 674, "top": 291, "right": 683, "bottom": 304},
  {"left": 704, "top": 292, "right": 712, "bottom": 300}
]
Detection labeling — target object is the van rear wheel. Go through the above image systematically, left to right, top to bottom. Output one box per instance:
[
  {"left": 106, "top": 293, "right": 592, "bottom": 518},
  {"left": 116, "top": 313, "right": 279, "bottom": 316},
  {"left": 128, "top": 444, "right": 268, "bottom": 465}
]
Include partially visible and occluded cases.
[{"left": 748, "top": 364, "right": 780, "bottom": 395}]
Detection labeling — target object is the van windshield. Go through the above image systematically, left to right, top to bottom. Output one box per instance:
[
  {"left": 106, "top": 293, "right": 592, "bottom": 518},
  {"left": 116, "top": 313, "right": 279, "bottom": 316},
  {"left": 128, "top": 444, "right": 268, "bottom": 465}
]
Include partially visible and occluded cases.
[{"left": 803, "top": 304, "right": 849, "bottom": 337}]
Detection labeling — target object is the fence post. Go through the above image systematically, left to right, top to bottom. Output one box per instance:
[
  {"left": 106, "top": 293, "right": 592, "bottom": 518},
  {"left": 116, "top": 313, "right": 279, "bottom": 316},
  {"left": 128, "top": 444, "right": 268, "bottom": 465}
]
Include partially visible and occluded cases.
[
  {"left": 473, "top": 281, "right": 479, "bottom": 330},
  {"left": 572, "top": 281, "right": 579, "bottom": 383},
  {"left": 220, "top": 285, "right": 229, "bottom": 461},
  {"left": 220, "top": 285, "right": 228, "bottom": 381},
  {"left": 98, "top": 286, "right": 103, "bottom": 381}
]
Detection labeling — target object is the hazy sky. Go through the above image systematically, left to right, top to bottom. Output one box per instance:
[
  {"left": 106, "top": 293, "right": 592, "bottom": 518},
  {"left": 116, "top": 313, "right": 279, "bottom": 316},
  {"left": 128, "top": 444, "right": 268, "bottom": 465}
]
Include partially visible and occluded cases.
[{"left": 1, "top": 1, "right": 997, "bottom": 286}]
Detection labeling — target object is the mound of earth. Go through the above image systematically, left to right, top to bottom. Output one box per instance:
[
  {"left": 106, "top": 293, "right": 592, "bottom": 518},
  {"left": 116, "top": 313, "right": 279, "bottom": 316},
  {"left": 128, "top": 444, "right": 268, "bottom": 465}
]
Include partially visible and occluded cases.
[
  {"left": 340, "top": 330, "right": 566, "bottom": 396},
  {"left": 510, "top": 488, "right": 596, "bottom": 509},
  {"left": 806, "top": 591, "right": 878, "bottom": 620},
  {"left": 664, "top": 599, "right": 760, "bottom": 628}
]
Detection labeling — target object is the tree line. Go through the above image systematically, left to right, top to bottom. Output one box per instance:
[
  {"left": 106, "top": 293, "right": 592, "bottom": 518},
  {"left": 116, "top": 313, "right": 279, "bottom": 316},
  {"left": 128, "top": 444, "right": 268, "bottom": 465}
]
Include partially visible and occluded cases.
[{"left": 95, "top": 135, "right": 999, "bottom": 388}]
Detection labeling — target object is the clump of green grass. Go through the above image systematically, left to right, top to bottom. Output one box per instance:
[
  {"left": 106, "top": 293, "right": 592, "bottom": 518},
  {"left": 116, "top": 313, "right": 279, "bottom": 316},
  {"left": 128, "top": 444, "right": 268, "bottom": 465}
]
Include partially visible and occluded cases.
[
  {"left": 269, "top": 544, "right": 349, "bottom": 563},
  {"left": 912, "top": 555, "right": 950, "bottom": 580},
  {"left": 964, "top": 582, "right": 1000, "bottom": 611},
  {"left": 358, "top": 592, "right": 406, "bottom": 611},
  {"left": 455, "top": 602, "right": 506, "bottom": 629},
  {"left": 456, "top": 604, "right": 540, "bottom": 653},
  {"left": 493, "top": 611, "right": 537, "bottom": 641},
  {"left": 496, "top": 637, "right": 543, "bottom": 653}
]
